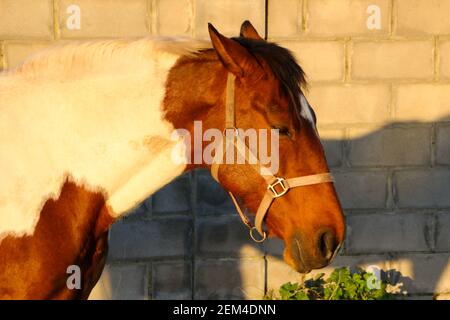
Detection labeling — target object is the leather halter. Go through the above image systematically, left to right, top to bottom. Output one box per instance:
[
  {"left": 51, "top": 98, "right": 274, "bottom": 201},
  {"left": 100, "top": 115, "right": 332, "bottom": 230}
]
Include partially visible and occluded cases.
[{"left": 210, "top": 73, "right": 334, "bottom": 243}]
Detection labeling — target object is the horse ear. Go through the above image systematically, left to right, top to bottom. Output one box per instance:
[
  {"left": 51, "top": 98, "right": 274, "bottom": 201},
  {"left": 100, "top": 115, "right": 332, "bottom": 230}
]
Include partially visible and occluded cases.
[
  {"left": 240, "top": 20, "right": 263, "bottom": 40},
  {"left": 208, "top": 23, "right": 258, "bottom": 77}
]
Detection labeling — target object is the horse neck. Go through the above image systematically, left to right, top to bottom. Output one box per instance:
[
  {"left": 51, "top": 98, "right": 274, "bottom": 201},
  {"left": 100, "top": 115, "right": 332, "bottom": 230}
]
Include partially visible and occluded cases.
[
  {"left": 0, "top": 43, "right": 191, "bottom": 239},
  {"left": 163, "top": 52, "right": 228, "bottom": 171}
]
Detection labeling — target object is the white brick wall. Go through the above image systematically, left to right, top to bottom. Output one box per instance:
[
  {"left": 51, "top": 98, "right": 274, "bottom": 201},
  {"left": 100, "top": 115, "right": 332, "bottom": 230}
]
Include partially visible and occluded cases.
[
  {"left": 0, "top": 0, "right": 54, "bottom": 39},
  {"left": 1, "top": 0, "right": 449, "bottom": 300},
  {"left": 58, "top": 0, "right": 150, "bottom": 38},
  {"left": 194, "top": 0, "right": 265, "bottom": 39},
  {"left": 305, "top": 0, "right": 390, "bottom": 36},
  {"left": 351, "top": 40, "right": 434, "bottom": 80},
  {"left": 281, "top": 41, "right": 345, "bottom": 82},
  {"left": 308, "top": 84, "right": 391, "bottom": 124}
]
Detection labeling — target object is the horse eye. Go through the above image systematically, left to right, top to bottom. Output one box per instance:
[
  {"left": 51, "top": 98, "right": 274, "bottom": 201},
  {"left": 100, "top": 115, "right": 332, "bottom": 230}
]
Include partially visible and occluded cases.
[{"left": 271, "top": 125, "right": 291, "bottom": 137}]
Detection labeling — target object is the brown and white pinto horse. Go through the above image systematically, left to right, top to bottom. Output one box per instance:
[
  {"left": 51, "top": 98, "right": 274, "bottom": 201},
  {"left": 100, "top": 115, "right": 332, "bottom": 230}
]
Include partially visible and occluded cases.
[{"left": 0, "top": 21, "right": 345, "bottom": 299}]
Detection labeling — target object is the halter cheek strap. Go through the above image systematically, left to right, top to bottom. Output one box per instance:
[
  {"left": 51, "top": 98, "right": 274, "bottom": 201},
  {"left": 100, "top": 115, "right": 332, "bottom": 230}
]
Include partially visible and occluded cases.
[{"left": 210, "top": 73, "right": 334, "bottom": 243}]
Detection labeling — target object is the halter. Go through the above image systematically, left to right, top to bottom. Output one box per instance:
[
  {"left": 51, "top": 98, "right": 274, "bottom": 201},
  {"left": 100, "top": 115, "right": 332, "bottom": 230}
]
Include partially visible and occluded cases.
[{"left": 210, "top": 73, "right": 334, "bottom": 243}]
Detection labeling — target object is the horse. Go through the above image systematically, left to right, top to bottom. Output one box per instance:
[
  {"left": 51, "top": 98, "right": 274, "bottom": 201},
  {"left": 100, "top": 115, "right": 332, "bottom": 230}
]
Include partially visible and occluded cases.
[{"left": 0, "top": 21, "right": 345, "bottom": 299}]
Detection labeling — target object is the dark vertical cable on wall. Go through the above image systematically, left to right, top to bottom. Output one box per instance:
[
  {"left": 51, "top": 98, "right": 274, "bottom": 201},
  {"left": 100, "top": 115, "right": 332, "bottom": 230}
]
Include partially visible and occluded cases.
[
  {"left": 263, "top": 0, "right": 269, "bottom": 296},
  {"left": 264, "top": 0, "right": 268, "bottom": 40},
  {"left": 190, "top": 172, "right": 197, "bottom": 300}
]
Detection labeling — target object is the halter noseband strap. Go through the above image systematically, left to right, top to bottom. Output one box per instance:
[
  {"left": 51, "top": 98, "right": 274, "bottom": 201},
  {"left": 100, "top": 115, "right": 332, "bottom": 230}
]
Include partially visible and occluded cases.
[{"left": 210, "top": 73, "right": 334, "bottom": 243}]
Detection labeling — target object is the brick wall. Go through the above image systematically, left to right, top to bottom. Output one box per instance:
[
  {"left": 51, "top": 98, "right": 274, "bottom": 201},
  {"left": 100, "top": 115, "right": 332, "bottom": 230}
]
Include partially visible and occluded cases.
[{"left": 1, "top": 0, "right": 449, "bottom": 300}]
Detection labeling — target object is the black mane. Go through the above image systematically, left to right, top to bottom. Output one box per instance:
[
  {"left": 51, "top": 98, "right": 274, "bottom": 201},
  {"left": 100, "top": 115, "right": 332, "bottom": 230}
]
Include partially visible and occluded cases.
[{"left": 233, "top": 37, "right": 307, "bottom": 128}]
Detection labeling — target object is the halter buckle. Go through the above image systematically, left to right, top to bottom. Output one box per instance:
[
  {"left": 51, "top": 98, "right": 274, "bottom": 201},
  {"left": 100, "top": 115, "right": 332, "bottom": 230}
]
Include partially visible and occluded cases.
[
  {"left": 268, "top": 177, "right": 289, "bottom": 198},
  {"left": 249, "top": 227, "right": 267, "bottom": 243}
]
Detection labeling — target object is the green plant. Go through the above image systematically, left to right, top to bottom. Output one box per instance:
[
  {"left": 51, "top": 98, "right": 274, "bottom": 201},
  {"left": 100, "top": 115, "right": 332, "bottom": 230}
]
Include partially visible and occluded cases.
[{"left": 265, "top": 267, "right": 396, "bottom": 300}]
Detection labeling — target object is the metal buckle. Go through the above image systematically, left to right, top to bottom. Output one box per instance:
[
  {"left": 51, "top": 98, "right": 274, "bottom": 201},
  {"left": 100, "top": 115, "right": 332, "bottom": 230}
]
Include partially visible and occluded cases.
[
  {"left": 268, "top": 177, "right": 289, "bottom": 198},
  {"left": 249, "top": 227, "right": 267, "bottom": 243}
]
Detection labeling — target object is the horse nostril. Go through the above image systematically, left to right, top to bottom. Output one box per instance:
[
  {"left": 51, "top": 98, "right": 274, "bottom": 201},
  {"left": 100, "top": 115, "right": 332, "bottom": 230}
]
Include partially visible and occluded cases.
[{"left": 317, "top": 229, "right": 337, "bottom": 261}]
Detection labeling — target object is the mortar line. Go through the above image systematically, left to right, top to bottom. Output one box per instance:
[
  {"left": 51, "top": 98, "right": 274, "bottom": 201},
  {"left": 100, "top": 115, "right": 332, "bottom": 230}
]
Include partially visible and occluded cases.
[
  {"left": 53, "top": 0, "right": 60, "bottom": 40},
  {"left": 147, "top": 0, "right": 154, "bottom": 35},
  {"left": 189, "top": 0, "right": 195, "bottom": 38},
  {"left": 191, "top": 0, "right": 197, "bottom": 38},
  {"left": 302, "top": 0, "right": 308, "bottom": 33},
  {"left": 390, "top": 0, "right": 396, "bottom": 37},
  {"left": 434, "top": 36, "right": 440, "bottom": 81},
  {"left": 344, "top": 38, "right": 352, "bottom": 82},
  {"left": 0, "top": 41, "right": 5, "bottom": 70},
  {"left": 309, "top": 78, "right": 450, "bottom": 85},
  {"left": 390, "top": 82, "right": 397, "bottom": 122},
  {"left": 388, "top": 83, "right": 395, "bottom": 120},
  {"left": 430, "top": 123, "right": 437, "bottom": 167},
  {"left": 342, "top": 127, "right": 351, "bottom": 168},
  {"left": 386, "top": 168, "right": 395, "bottom": 209},
  {"left": 391, "top": 169, "right": 399, "bottom": 209},
  {"left": 190, "top": 170, "right": 197, "bottom": 300},
  {"left": 430, "top": 212, "right": 438, "bottom": 252},
  {"left": 108, "top": 248, "right": 450, "bottom": 265},
  {"left": 263, "top": 252, "right": 268, "bottom": 296},
  {"left": 147, "top": 262, "right": 153, "bottom": 300}
]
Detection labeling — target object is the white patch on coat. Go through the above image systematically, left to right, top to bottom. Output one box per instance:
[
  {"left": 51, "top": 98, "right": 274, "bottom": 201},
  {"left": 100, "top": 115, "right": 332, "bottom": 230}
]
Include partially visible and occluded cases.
[
  {"left": 0, "top": 38, "right": 209, "bottom": 241},
  {"left": 300, "top": 94, "right": 316, "bottom": 129}
]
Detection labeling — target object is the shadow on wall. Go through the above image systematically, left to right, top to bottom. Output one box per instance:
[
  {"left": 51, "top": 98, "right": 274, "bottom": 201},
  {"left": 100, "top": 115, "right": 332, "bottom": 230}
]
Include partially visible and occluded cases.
[{"left": 90, "top": 115, "right": 450, "bottom": 300}]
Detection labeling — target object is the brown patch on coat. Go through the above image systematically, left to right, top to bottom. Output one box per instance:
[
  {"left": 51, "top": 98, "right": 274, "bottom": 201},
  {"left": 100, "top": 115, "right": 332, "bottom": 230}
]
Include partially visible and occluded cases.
[
  {"left": 129, "top": 135, "right": 173, "bottom": 152},
  {"left": 142, "top": 135, "right": 173, "bottom": 151},
  {"left": 0, "top": 179, "right": 115, "bottom": 299}
]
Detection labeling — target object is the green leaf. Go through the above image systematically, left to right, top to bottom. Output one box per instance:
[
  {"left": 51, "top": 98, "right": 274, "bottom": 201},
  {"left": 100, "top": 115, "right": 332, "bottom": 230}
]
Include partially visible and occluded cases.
[{"left": 267, "top": 266, "right": 400, "bottom": 300}]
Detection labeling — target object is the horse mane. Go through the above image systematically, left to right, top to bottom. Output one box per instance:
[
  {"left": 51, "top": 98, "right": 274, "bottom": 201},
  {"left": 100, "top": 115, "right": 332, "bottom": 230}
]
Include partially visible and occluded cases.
[
  {"left": 3, "top": 36, "right": 307, "bottom": 127},
  {"left": 3, "top": 37, "right": 211, "bottom": 80},
  {"left": 232, "top": 37, "right": 307, "bottom": 129}
]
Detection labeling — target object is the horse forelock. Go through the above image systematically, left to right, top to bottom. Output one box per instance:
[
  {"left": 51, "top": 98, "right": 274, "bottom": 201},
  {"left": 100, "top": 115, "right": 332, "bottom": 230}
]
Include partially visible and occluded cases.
[{"left": 232, "top": 37, "right": 308, "bottom": 129}]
